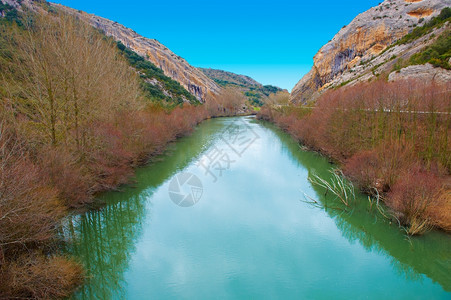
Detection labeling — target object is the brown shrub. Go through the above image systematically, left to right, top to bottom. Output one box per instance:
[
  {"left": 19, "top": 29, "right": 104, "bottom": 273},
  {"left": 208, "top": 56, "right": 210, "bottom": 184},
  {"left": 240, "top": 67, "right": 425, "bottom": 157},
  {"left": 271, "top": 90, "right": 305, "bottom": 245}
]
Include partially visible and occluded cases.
[
  {"left": 205, "top": 88, "right": 246, "bottom": 117},
  {"left": 86, "top": 121, "right": 134, "bottom": 192},
  {"left": 0, "top": 124, "right": 83, "bottom": 299},
  {"left": 0, "top": 132, "right": 65, "bottom": 254},
  {"left": 344, "top": 140, "right": 417, "bottom": 193},
  {"left": 38, "top": 146, "right": 93, "bottom": 208},
  {"left": 343, "top": 149, "right": 381, "bottom": 192},
  {"left": 387, "top": 168, "right": 447, "bottom": 234},
  {"left": 426, "top": 189, "right": 451, "bottom": 232},
  {"left": 0, "top": 253, "right": 83, "bottom": 299}
]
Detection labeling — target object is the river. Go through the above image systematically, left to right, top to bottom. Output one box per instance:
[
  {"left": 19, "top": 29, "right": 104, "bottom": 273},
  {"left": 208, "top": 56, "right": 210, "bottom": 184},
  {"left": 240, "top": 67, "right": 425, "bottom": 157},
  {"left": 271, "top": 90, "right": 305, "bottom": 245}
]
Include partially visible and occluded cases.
[{"left": 66, "top": 116, "right": 451, "bottom": 299}]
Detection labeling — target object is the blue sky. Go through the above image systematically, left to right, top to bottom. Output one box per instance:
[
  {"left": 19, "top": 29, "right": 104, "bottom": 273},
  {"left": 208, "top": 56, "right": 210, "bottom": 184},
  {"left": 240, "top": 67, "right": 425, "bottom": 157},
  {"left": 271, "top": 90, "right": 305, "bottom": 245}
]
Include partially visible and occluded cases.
[{"left": 53, "top": 0, "right": 380, "bottom": 91}]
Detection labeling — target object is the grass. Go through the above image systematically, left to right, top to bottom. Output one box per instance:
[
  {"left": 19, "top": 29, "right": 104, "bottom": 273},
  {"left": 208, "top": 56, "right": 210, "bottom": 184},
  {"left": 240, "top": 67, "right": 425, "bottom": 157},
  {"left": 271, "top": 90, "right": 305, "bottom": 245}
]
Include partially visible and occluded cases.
[{"left": 308, "top": 169, "right": 355, "bottom": 207}]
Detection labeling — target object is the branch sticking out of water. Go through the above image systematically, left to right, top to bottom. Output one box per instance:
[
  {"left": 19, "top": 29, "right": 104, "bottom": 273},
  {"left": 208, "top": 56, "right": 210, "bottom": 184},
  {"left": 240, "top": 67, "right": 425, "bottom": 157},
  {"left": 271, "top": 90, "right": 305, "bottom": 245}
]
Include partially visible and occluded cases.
[
  {"left": 308, "top": 169, "right": 355, "bottom": 207},
  {"left": 301, "top": 191, "right": 345, "bottom": 212}
]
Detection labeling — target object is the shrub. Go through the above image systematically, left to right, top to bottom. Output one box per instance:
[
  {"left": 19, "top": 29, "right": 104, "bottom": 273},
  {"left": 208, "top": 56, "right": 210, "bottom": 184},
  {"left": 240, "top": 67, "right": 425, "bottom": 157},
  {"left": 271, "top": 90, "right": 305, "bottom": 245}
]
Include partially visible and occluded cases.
[
  {"left": 409, "top": 30, "right": 451, "bottom": 70},
  {"left": 258, "top": 79, "right": 451, "bottom": 233},
  {"left": 0, "top": 124, "right": 83, "bottom": 299},
  {"left": 0, "top": 127, "right": 64, "bottom": 253},
  {"left": 344, "top": 141, "right": 416, "bottom": 193},
  {"left": 38, "top": 146, "right": 93, "bottom": 208},
  {"left": 387, "top": 167, "right": 446, "bottom": 235},
  {"left": 0, "top": 253, "right": 83, "bottom": 299}
]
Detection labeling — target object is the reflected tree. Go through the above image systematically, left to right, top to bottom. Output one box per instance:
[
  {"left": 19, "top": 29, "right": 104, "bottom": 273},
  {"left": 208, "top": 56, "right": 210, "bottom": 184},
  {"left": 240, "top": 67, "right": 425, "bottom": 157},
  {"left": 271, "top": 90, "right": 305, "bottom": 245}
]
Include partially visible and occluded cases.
[{"left": 258, "top": 120, "right": 451, "bottom": 291}]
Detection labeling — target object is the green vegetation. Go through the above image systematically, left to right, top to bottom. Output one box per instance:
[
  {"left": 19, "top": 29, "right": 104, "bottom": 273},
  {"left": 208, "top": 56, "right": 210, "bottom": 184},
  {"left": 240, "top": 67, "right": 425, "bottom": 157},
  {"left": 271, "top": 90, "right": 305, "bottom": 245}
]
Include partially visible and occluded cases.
[
  {"left": 0, "top": 2, "right": 22, "bottom": 26},
  {"left": 396, "top": 7, "right": 451, "bottom": 45},
  {"left": 409, "top": 30, "right": 451, "bottom": 69},
  {"left": 116, "top": 41, "right": 199, "bottom": 105},
  {"left": 392, "top": 58, "right": 404, "bottom": 72},
  {"left": 371, "top": 62, "right": 384, "bottom": 75},
  {"left": 201, "top": 68, "right": 283, "bottom": 107},
  {"left": 212, "top": 78, "right": 282, "bottom": 106},
  {"left": 213, "top": 78, "right": 234, "bottom": 87},
  {"left": 339, "top": 79, "right": 352, "bottom": 87},
  {"left": 262, "top": 85, "right": 281, "bottom": 95},
  {"left": 245, "top": 90, "right": 264, "bottom": 106}
]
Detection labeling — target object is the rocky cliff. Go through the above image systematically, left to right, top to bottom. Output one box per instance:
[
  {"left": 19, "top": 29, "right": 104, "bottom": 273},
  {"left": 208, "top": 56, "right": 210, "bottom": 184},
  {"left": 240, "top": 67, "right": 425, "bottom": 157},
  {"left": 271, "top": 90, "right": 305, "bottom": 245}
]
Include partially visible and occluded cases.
[
  {"left": 2, "top": 0, "right": 221, "bottom": 103},
  {"left": 291, "top": 0, "right": 451, "bottom": 103},
  {"left": 54, "top": 4, "right": 221, "bottom": 103}
]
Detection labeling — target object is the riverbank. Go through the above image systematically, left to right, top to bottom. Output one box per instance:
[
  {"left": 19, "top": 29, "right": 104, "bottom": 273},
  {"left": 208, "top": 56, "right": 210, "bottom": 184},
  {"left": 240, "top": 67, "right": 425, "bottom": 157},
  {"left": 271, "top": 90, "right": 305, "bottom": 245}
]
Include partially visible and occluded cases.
[
  {"left": 0, "top": 9, "right": 247, "bottom": 298},
  {"left": 258, "top": 80, "right": 450, "bottom": 235},
  {"left": 0, "top": 104, "right": 211, "bottom": 297},
  {"left": 66, "top": 117, "right": 451, "bottom": 298}
]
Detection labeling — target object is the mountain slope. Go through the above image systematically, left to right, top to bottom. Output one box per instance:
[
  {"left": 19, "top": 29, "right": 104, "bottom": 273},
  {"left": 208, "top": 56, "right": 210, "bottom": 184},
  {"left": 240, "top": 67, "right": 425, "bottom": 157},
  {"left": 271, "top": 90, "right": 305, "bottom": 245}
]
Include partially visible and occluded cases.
[
  {"left": 2, "top": 0, "right": 221, "bottom": 103},
  {"left": 291, "top": 0, "right": 450, "bottom": 103},
  {"left": 54, "top": 3, "right": 221, "bottom": 103},
  {"left": 199, "top": 68, "right": 284, "bottom": 106}
]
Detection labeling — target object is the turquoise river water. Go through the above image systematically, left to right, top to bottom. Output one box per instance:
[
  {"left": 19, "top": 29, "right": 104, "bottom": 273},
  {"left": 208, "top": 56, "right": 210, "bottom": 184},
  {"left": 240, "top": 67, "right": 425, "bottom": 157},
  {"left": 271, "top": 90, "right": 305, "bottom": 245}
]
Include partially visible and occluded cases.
[{"left": 66, "top": 117, "right": 451, "bottom": 299}]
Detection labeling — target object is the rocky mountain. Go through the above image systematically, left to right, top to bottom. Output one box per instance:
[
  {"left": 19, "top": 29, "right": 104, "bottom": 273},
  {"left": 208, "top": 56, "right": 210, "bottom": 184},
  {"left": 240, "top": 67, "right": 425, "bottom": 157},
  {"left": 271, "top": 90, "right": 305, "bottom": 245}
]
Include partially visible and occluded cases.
[
  {"left": 2, "top": 0, "right": 220, "bottom": 103},
  {"left": 291, "top": 0, "right": 451, "bottom": 104},
  {"left": 199, "top": 68, "right": 284, "bottom": 106}
]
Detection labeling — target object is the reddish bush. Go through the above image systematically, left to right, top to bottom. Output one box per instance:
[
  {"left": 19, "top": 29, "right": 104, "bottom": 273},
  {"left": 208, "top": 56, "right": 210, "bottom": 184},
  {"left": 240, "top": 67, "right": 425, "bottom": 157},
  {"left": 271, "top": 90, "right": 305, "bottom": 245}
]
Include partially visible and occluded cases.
[
  {"left": 258, "top": 79, "right": 451, "bottom": 233},
  {"left": 86, "top": 121, "right": 134, "bottom": 192},
  {"left": 0, "top": 126, "right": 83, "bottom": 299},
  {"left": 0, "top": 136, "right": 64, "bottom": 254},
  {"left": 344, "top": 140, "right": 416, "bottom": 193},
  {"left": 38, "top": 147, "right": 93, "bottom": 208},
  {"left": 343, "top": 149, "right": 381, "bottom": 192},
  {"left": 387, "top": 168, "right": 448, "bottom": 234},
  {"left": 427, "top": 189, "right": 451, "bottom": 232},
  {"left": 0, "top": 253, "right": 83, "bottom": 299}
]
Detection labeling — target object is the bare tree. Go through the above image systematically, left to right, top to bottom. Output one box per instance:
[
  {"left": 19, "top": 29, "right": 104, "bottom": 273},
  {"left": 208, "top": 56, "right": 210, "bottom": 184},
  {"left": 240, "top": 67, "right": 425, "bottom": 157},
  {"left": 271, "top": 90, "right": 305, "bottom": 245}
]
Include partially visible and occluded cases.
[
  {"left": 2, "top": 12, "right": 142, "bottom": 152},
  {"left": 206, "top": 87, "right": 246, "bottom": 116}
]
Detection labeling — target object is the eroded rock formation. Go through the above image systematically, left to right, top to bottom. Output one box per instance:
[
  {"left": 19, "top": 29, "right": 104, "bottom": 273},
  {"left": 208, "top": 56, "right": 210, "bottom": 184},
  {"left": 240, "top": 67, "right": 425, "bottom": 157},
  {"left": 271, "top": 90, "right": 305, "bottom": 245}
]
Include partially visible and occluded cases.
[{"left": 291, "top": 0, "right": 450, "bottom": 103}]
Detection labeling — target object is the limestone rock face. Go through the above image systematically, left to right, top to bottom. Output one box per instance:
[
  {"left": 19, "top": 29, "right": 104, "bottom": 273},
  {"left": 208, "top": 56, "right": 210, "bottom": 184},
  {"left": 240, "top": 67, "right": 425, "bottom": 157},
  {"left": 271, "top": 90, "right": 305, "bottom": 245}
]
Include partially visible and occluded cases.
[
  {"left": 1, "top": 0, "right": 21, "bottom": 8},
  {"left": 291, "top": 0, "right": 451, "bottom": 103},
  {"left": 53, "top": 4, "right": 220, "bottom": 102},
  {"left": 388, "top": 63, "right": 451, "bottom": 83}
]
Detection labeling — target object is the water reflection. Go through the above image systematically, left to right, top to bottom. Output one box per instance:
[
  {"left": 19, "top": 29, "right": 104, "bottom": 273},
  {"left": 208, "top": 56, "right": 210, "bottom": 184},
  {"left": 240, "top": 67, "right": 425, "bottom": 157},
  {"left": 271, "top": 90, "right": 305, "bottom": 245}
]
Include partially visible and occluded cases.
[
  {"left": 66, "top": 117, "right": 450, "bottom": 299},
  {"left": 67, "top": 119, "right": 223, "bottom": 299},
  {"left": 257, "top": 120, "right": 451, "bottom": 291}
]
